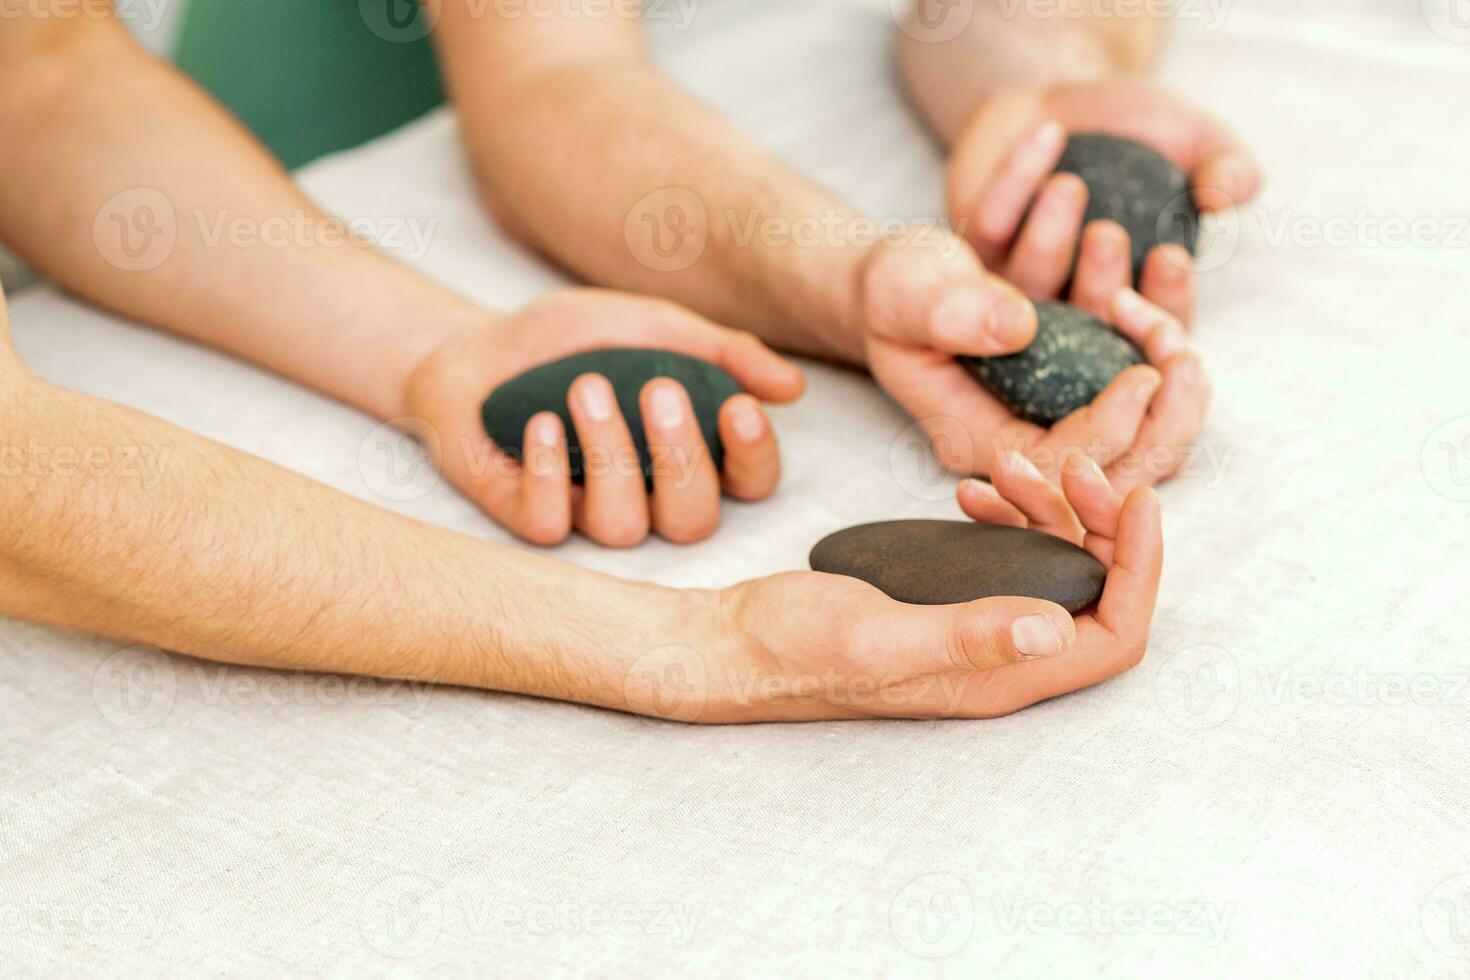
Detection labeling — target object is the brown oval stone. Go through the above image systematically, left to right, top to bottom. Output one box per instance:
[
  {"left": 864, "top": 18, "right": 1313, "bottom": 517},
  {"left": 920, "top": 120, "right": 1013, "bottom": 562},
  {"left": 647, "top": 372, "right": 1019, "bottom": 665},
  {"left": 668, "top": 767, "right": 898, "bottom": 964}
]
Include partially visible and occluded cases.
[{"left": 809, "top": 520, "right": 1106, "bottom": 613}]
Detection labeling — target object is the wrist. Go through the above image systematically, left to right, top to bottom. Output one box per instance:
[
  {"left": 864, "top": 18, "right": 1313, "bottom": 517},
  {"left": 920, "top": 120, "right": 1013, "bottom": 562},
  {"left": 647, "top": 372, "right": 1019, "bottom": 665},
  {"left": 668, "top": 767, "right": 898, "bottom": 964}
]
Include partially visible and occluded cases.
[{"left": 458, "top": 549, "right": 731, "bottom": 719}]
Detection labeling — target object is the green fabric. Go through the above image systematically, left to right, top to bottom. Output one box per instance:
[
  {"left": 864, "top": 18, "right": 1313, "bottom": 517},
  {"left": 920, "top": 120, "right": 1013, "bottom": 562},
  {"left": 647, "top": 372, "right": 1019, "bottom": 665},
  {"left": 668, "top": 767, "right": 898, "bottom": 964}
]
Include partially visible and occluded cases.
[{"left": 174, "top": 0, "right": 446, "bottom": 169}]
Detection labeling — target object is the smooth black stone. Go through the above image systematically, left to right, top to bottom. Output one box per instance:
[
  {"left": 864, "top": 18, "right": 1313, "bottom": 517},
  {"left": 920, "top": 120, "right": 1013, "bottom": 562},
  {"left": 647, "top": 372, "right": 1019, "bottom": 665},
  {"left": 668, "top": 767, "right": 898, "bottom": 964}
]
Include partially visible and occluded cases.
[
  {"left": 1055, "top": 132, "right": 1200, "bottom": 286},
  {"left": 963, "top": 300, "right": 1145, "bottom": 427},
  {"left": 481, "top": 348, "right": 742, "bottom": 484},
  {"left": 809, "top": 520, "right": 1105, "bottom": 613}
]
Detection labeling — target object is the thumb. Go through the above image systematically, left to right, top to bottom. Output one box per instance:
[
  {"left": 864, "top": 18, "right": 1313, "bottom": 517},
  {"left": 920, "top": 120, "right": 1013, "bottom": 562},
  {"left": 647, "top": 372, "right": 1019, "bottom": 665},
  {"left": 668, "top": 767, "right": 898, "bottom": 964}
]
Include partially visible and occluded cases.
[
  {"left": 861, "top": 232, "right": 1037, "bottom": 356},
  {"left": 862, "top": 593, "right": 1077, "bottom": 675}
]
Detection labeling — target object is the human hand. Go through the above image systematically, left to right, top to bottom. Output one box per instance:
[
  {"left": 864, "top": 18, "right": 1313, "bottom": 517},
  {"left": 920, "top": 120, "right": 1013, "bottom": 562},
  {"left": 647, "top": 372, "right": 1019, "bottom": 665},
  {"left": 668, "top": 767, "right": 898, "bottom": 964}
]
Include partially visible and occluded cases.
[
  {"left": 947, "top": 79, "right": 1263, "bottom": 324},
  {"left": 859, "top": 231, "right": 1208, "bottom": 490},
  {"left": 402, "top": 289, "right": 804, "bottom": 546},
  {"left": 686, "top": 452, "right": 1161, "bottom": 722}
]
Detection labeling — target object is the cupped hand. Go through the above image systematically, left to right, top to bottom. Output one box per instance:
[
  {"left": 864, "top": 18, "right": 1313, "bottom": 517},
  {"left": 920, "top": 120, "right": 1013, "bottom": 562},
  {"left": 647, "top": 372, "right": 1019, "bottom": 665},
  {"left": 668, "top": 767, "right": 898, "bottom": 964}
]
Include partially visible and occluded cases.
[
  {"left": 947, "top": 79, "right": 1263, "bottom": 324},
  {"left": 859, "top": 231, "right": 1209, "bottom": 490},
  {"left": 402, "top": 289, "right": 805, "bottom": 546},
  {"left": 692, "top": 452, "right": 1162, "bottom": 722}
]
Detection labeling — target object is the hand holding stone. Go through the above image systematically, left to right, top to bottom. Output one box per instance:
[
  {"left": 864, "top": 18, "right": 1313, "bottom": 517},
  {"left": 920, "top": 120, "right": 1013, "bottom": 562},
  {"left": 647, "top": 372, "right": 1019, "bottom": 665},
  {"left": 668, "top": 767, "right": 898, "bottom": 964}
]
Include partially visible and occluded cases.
[
  {"left": 947, "top": 79, "right": 1263, "bottom": 325},
  {"left": 401, "top": 290, "right": 804, "bottom": 547},
  {"left": 702, "top": 454, "right": 1162, "bottom": 721}
]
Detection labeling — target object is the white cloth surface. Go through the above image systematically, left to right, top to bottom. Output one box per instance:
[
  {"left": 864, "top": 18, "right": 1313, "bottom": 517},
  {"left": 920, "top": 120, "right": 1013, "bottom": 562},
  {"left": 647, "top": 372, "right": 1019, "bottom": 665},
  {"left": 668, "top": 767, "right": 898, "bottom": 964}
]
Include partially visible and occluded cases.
[{"left": 4, "top": 0, "right": 1470, "bottom": 975}]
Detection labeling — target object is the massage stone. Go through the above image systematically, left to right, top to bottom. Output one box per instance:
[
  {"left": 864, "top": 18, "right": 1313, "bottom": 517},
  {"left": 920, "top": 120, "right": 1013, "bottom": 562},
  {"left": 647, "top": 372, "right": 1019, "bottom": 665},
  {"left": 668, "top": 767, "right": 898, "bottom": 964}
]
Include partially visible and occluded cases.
[
  {"left": 1055, "top": 133, "right": 1200, "bottom": 285},
  {"left": 963, "top": 300, "right": 1146, "bottom": 427},
  {"left": 481, "top": 348, "right": 742, "bottom": 484},
  {"left": 810, "top": 520, "right": 1106, "bottom": 613}
]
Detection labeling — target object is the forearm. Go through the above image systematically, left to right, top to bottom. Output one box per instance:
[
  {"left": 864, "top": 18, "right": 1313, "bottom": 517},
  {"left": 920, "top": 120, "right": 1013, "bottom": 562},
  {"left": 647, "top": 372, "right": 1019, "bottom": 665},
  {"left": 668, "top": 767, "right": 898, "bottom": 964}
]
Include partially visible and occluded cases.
[
  {"left": 898, "top": 0, "right": 1167, "bottom": 144},
  {"left": 0, "top": 14, "right": 481, "bottom": 420},
  {"left": 432, "top": 14, "right": 870, "bottom": 364},
  {"left": 0, "top": 369, "right": 708, "bottom": 708}
]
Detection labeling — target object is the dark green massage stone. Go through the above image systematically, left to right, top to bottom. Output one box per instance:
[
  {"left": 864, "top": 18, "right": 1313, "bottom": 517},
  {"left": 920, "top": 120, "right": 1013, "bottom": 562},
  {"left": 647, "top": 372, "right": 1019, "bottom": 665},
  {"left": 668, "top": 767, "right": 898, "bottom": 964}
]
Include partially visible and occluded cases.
[
  {"left": 1056, "top": 132, "right": 1200, "bottom": 285},
  {"left": 963, "top": 300, "right": 1145, "bottom": 427},
  {"left": 481, "top": 348, "right": 742, "bottom": 484},
  {"left": 810, "top": 520, "right": 1105, "bottom": 613}
]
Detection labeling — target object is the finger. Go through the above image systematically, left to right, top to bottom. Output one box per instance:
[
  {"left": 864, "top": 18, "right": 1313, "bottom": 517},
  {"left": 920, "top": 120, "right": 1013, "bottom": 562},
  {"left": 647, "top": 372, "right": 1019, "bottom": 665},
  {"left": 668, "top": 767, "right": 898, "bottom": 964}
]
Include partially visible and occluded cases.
[
  {"left": 970, "top": 119, "right": 1068, "bottom": 266},
  {"left": 1192, "top": 148, "right": 1262, "bottom": 212},
  {"left": 1004, "top": 173, "right": 1089, "bottom": 298},
  {"left": 1069, "top": 220, "right": 1133, "bottom": 317},
  {"left": 862, "top": 238, "right": 1036, "bottom": 356},
  {"left": 1138, "top": 244, "right": 1195, "bottom": 325},
  {"left": 1109, "top": 288, "right": 1187, "bottom": 365},
  {"left": 565, "top": 294, "right": 806, "bottom": 404},
  {"left": 708, "top": 332, "right": 806, "bottom": 404},
  {"left": 867, "top": 345, "right": 1044, "bottom": 476},
  {"left": 1107, "top": 351, "right": 1211, "bottom": 495},
  {"left": 1038, "top": 364, "right": 1161, "bottom": 473},
  {"left": 567, "top": 373, "right": 649, "bottom": 548},
  {"left": 642, "top": 379, "right": 722, "bottom": 543},
  {"left": 718, "top": 394, "right": 781, "bottom": 501},
  {"left": 513, "top": 412, "right": 573, "bottom": 545},
  {"left": 988, "top": 451, "right": 1084, "bottom": 542},
  {"left": 1060, "top": 454, "right": 1125, "bottom": 566},
  {"left": 956, "top": 478, "right": 1027, "bottom": 528},
  {"left": 1089, "top": 485, "right": 1164, "bottom": 640},
  {"left": 969, "top": 486, "right": 1162, "bottom": 711},
  {"left": 857, "top": 591, "right": 1077, "bottom": 678}
]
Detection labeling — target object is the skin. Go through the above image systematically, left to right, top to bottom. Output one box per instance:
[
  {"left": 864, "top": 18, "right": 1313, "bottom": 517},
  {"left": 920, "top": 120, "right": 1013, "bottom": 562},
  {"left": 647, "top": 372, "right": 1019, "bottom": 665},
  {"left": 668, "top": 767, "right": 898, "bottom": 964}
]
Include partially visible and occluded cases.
[
  {"left": 426, "top": 0, "right": 1229, "bottom": 487},
  {"left": 0, "top": 2, "right": 1169, "bottom": 720},
  {"left": 898, "top": 4, "right": 1265, "bottom": 327},
  {"left": 0, "top": 10, "right": 793, "bottom": 547},
  {"left": 0, "top": 280, "right": 1164, "bottom": 721}
]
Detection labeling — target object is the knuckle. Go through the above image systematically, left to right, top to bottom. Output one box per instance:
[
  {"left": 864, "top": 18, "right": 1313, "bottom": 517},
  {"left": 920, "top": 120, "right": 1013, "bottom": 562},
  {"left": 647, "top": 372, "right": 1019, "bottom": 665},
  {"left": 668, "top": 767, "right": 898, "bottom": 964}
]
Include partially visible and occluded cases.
[{"left": 947, "top": 616, "right": 1009, "bottom": 673}]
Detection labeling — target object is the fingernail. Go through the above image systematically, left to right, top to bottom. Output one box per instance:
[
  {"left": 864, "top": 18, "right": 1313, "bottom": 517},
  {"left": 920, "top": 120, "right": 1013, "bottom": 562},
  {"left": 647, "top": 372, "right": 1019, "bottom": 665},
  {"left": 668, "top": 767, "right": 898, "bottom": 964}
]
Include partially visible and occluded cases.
[
  {"left": 1031, "top": 120, "right": 1066, "bottom": 156},
  {"left": 1218, "top": 154, "right": 1253, "bottom": 199},
  {"left": 931, "top": 287, "right": 987, "bottom": 344},
  {"left": 1113, "top": 287, "right": 1147, "bottom": 321},
  {"left": 987, "top": 297, "right": 1025, "bottom": 345},
  {"left": 1153, "top": 324, "right": 1184, "bottom": 362},
  {"left": 1135, "top": 374, "right": 1162, "bottom": 405},
  {"left": 579, "top": 375, "right": 616, "bottom": 422},
  {"left": 648, "top": 383, "right": 685, "bottom": 429},
  {"left": 730, "top": 398, "right": 765, "bottom": 442},
  {"left": 531, "top": 413, "right": 561, "bottom": 445},
  {"left": 1006, "top": 451, "right": 1044, "bottom": 482},
  {"left": 1081, "top": 455, "right": 1107, "bottom": 483},
  {"left": 963, "top": 478, "right": 1001, "bottom": 500},
  {"left": 1012, "top": 614, "right": 1063, "bottom": 658}
]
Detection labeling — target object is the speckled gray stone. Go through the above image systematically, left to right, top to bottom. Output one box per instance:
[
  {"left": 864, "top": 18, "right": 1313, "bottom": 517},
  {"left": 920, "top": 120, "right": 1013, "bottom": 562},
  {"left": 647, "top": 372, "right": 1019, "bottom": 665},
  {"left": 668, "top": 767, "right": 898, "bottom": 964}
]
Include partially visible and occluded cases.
[
  {"left": 1056, "top": 132, "right": 1199, "bottom": 285},
  {"left": 963, "top": 301, "right": 1145, "bottom": 427},
  {"left": 481, "top": 348, "right": 742, "bottom": 485},
  {"left": 809, "top": 520, "right": 1106, "bottom": 612}
]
